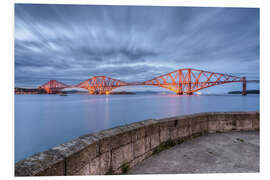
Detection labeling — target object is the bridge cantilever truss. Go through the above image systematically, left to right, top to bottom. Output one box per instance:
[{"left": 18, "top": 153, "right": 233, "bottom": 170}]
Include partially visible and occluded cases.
[
  {"left": 38, "top": 68, "right": 247, "bottom": 95},
  {"left": 143, "top": 69, "right": 245, "bottom": 95},
  {"left": 75, "top": 76, "right": 127, "bottom": 94},
  {"left": 39, "top": 80, "right": 69, "bottom": 94}
]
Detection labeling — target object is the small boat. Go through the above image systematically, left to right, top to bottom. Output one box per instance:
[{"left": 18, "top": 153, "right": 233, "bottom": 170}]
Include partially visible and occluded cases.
[{"left": 59, "top": 93, "right": 68, "bottom": 96}]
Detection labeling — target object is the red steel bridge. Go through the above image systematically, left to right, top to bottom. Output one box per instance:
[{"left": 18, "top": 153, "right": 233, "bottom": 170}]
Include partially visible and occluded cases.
[{"left": 37, "top": 68, "right": 248, "bottom": 95}]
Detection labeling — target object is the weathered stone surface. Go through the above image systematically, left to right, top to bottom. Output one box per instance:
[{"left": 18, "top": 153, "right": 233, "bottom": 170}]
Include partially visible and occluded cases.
[
  {"left": 208, "top": 113, "right": 227, "bottom": 121},
  {"left": 176, "top": 116, "right": 191, "bottom": 127},
  {"left": 158, "top": 117, "right": 178, "bottom": 122},
  {"left": 253, "top": 118, "right": 259, "bottom": 129},
  {"left": 140, "top": 119, "right": 159, "bottom": 127},
  {"left": 190, "top": 119, "right": 201, "bottom": 135},
  {"left": 208, "top": 119, "right": 220, "bottom": 133},
  {"left": 219, "top": 119, "right": 234, "bottom": 132},
  {"left": 236, "top": 119, "right": 253, "bottom": 131},
  {"left": 162, "top": 120, "right": 178, "bottom": 141},
  {"left": 118, "top": 121, "right": 146, "bottom": 142},
  {"left": 200, "top": 121, "right": 208, "bottom": 134},
  {"left": 143, "top": 123, "right": 160, "bottom": 149},
  {"left": 159, "top": 123, "right": 170, "bottom": 143},
  {"left": 170, "top": 125, "right": 178, "bottom": 140},
  {"left": 177, "top": 125, "right": 190, "bottom": 138},
  {"left": 131, "top": 126, "right": 146, "bottom": 142},
  {"left": 145, "top": 126, "right": 159, "bottom": 137},
  {"left": 93, "top": 127, "right": 132, "bottom": 154},
  {"left": 150, "top": 133, "right": 160, "bottom": 149},
  {"left": 51, "top": 136, "right": 99, "bottom": 175},
  {"left": 52, "top": 136, "right": 93, "bottom": 158},
  {"left": 145, "top": 136, "right": 151, "bottom": 152},
  {"left": 133, "top": 138, "right": 146, "bottom": 158},
  {"left": 112, "top": 143, "right": 133, "bottom": 171},
  {"left": 65, "top": 147, "right": 94, "bottom": 175},
  {"left": 15, "top": 149, "right": 65, "bottom": 176},
  {"left": 99, "top": 151, "right": 111, "bottom": 174},
  {"left": 89, "top": 157, "right": 99, "bottom": 175},
  {"left": 36, "top": 160, "right": 65, "bottom": 176},
  {"left": 73, "top": 164, "right": 90, "bottom": 175}
]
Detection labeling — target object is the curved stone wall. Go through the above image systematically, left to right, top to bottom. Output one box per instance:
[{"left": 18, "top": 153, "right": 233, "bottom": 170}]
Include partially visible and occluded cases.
[{"left": 15, "top": 111, "right": 259, "bottom": 176}]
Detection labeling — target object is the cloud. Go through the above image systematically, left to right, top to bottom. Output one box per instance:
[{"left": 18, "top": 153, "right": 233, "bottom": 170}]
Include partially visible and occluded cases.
[{"left": 14, "top": 4, "right": 259, "bottom": 92}]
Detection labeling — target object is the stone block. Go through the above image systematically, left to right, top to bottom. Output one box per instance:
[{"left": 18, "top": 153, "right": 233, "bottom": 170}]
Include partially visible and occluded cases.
[
  {"left": 207, "top": 112, "right": 229, "bottom": 122},
  {"left": 241, "top": 112, "right": 259, "bottom": 120},
  {"left": 213, "top": 113, "right": 236, "bottom": 122},
  {"left": 192, "top": 115, "right": 208, "bottom": 123},
  {"left": 176, "top": 117, "right": 190, "bottom": 127},
  {"left": 252, "top": 118, "right": 260, "bottom": 129},
  {"left": 140, "top": 119, "right": 159, "bottom": 127},
  {"left": 208, "top": 119, "right": 220, "bottom": 133},
  {"left": 219, "top": 119, "right": 234, "bottom": 132},
  {"left": 236, "top": 119, "right": 253, "bottom": 131},
  {"left": 190, "top": 120, "right": 201, "bottom": 135},
  {"left": 200, "top": 121, "right": 208, "bottom": 134},
  {"left": 143, "top": 122, "right": 160, "bottom": 150},
  {"left": 144, "top": 123, "right": 159, "bottom": 136},
  {"left": 159, "top": 123, "right": 170, "bottom": 143},
  {"left": 177, "top": 125, "right": 190, "bottom": 138},
  {"left": 131, "top": 126, "right": 146, "bottom": 142},
  {"left": 170, "top": 126, "right": 178, "bottom": 140},
  {"left": 94, "top": 129, "right": 132, "bottom": 154},
  {"left": 150, "top": 132, "right": 160, "bottom": 149},
  {"left": 50, "top": 135, "right": 99, "bottom": 175},
  {"left": 145, "top": 136, "right": 151, "bottom": 152},
  {"left": 133, "top": 138, "right": 146, "bottom": 158},
  {"left": 64, "top": 141, "right": 99, "bottom": 175},
  {"left": 112, "top": 144, "right": 133, "bottom": 171},
  {"left": 15, "top": 149, "right": 65, "bottom": 176},
  {"left": 99, "top": 151, "right": 111, "bottom": 175},
  {"left": 88, "top": 152, "right": 111, "bottom": 175},
  {"left": 89, "top": 157, "right": 100, "bottom": 175},
  {"left": 36, "top": 161, "right": 65, "bottom": 176},
  {"left": 73, "top": 164, "right": 90, "bottom": 176}
]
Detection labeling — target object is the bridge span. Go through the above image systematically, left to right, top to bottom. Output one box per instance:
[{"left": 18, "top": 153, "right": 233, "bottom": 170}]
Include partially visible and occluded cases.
[{"left": 36, "top": 68, "right": 248, "bottom": 95}]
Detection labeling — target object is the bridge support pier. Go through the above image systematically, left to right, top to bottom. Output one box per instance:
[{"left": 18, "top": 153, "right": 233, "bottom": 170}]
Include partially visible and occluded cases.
[
  {"left": 242, "top": 77, "right": 247, "bottom": 96},
  {"left": 44, "top": 88, "right": 52, "bottom": 94},
  {"left": 176, "top": 92, "right": 183, "bottom": 95}
]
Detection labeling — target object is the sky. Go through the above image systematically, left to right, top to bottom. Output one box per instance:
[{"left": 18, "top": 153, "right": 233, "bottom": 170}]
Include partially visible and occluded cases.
[{"left": 14, "top": 4, "right": 260, "bottom": 93}]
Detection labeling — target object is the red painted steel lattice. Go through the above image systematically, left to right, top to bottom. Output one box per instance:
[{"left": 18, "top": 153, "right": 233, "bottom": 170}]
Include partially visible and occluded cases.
[
  {"left": 38, "top": 68, "right": 246, "bottom": 95},
  {"left": 143, "top": 69, "right": 243, "bottom": 95},
  {"left": 76, "top": 76, "right": 127, "bottom": 94},
  {"left": 39, "top": 80, "right": 69, "bottom": 94}
]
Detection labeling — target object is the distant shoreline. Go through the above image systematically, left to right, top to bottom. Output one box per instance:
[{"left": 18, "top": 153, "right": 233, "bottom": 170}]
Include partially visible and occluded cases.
[{"left": 228, "top": 90, "right": 259, "bottom": 94}]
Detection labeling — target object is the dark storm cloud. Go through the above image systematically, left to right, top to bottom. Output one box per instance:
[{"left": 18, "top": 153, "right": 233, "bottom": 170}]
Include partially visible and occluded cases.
[{"left": 15, "top": 4, "right": 259, "bottom": 89}]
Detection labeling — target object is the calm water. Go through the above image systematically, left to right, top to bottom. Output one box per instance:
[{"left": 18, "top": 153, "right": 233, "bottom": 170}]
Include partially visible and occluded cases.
[{"left": 15, "top": 94, "right": 259, "bottom": 162}]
